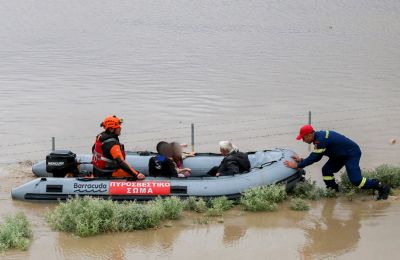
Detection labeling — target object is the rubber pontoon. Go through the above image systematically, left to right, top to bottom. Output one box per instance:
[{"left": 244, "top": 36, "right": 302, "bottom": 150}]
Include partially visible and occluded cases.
[{"left": 12, "top": 149, "right": 302, "bottom": 201}]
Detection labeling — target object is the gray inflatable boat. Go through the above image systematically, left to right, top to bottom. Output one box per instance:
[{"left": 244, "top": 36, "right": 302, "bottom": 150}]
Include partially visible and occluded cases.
[{"left": 12, "top": 149, "right": 302, "bottom": 201}]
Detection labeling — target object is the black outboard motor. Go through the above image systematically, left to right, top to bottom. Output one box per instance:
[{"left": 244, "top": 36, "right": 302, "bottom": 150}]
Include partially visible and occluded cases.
[{"left": 46, "top": 150, "right": 79, "bottom": 177}]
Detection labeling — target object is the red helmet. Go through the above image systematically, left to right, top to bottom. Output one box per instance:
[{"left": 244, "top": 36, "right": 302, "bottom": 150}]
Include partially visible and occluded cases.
[{"left": 100, "top": 115, "right": 123, "bottom": 129}]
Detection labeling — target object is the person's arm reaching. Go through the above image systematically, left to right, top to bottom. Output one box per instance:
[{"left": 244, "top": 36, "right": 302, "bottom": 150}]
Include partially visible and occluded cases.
[
  {"left": 284, "top": 139, "right": 326, "bottom": 169},
  {"left": 110, "top": 145, "right": 145, "bottom": 179},
  {"left": 284, "top": 151, "right": 323, "bottom": 169},
  {"left": 297, "top": 152, "right": 324, "bottom": 168}
]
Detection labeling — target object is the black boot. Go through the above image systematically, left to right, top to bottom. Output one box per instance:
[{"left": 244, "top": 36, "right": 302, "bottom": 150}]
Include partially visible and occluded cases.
[
  {"left": 325, "top": 182, "right": 339, "bottom": 192},
  {"left": 376, "top": 183, "right": 390, "bottom": 200},
  {"left": 330, "top": 185, "right": 339, "bottom": 192}
]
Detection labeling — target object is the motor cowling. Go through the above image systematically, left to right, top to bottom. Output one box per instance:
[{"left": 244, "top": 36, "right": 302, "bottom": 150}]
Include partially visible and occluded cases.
[{"left": 46, "top": 150, "right": 78, "bottom": 177}]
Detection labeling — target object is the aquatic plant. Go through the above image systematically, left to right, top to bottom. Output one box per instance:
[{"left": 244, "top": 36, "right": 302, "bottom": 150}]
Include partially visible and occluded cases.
[
  {"left": 339, "top": 165, "right": 400, "bottom": 192},
  {"left": 368, "top": 165, "right": 400, "bottom": 188},
  {"left": 339, "top": 173, "right": 358, "bottom": 193},
  {"left": 290, "top": 179, "right": 336, "bottom": 200},
  {"left": 240, "top": 185, "right": 287, "bottom": 211},
  {"left": 322, "top": 187, "right": 337, "bottom": 198},
  {"left": 345, "top": 190, "right": 355, "bottom": 201},
  {"left": 46, "top": 196, "right": 184, "bottom": 237},
  {"left": 183, "top": 196, "right": 197, "bottom": 210},
  {"left": 184, "top": 196, "right": 233, "bottom": 216},
  {"left": 208, "top": 196, "right": 234, "bottom": 211},
  {"left": 47, "top": 197, "right": 117, "bottom": 236},
  {"left": 150, "top": 197, "right": 184, "bottom": 220},
  {"left": 183, "top": 197, "right": 207, "bottom": 213},
  {"left": 205, "top": 197, "right": 233, "bottom": 217},
  {"left": 289, "top": 198, "right": 310, "bottom": 211},
  {"left": 112, "top": 202, "right": 164, "bottom": 232},
  {"left": 0, "top": 212, "right": 32, "bottom": 251},
  {"left": 195, "top": 216, "right": 210, "bottom": 225}
]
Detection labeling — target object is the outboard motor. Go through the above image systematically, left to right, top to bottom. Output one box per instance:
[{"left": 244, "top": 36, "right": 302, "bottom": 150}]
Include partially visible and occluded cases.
[{"left": 46, "top": 150, "right": 79, "bottom": 177}]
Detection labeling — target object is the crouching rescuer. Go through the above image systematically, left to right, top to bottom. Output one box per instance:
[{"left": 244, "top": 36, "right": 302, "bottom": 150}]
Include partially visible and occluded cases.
[
  {"left": 92, "top": 115, "right": 145, "bottom": 180},
  {"left": 284, "top": 125, "right": 390, "bottom": 200}
]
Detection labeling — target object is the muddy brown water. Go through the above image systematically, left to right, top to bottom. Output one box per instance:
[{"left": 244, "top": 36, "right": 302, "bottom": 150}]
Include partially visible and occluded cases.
[
  {"left": 1, "top": 0, "right": 400, "bottom": 259},
  {"left": 1, "top": 164, "right": 400, "bottom": 260}
]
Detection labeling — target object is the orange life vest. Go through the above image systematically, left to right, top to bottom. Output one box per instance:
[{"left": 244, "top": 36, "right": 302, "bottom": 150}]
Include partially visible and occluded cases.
[{"left": 92, "top": 134, "right": 126, "bottom": 175}]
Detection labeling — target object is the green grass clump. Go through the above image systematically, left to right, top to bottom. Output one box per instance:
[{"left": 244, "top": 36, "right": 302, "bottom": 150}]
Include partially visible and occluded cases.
[
  {"left": 340, "top": 165, "right": 400, "bottom": 192},
  {"left": 367, "top": 165, "right": 400, "bottom": 188},
  {"left": 339, "top": 173, "right": 357, "bottom": 193},
  {"left": 290, "top": 179, "right": 336, "bottom": 200},
  {"left": 240, "top": 185, "right": 287, "bottom": 212},
  {"left": 322, "top": 187, "right": 337, "bottom": 198},
  {"left": 46, "top": 196, "right": 184, "bottom": 237},
  {"left": 46, "top": 197, "right": 116, "bottom": 237},
  {"left": 150, "top": 197, "right": 184, "bottom": 220},
  {"left": 183, "top": 197, "right": 207, "bottom": 213},
  {"left": 183, "top": 197, "right": 197, "bottom": 210},
  {"left": 205, "top": 197, "right": 234, "bottom": 217},
  {"left": 208, "top": 197, "right": 234, "bottom": 211},
  {"left": 290, "top": 198, "right": 310, "bottom": 211},
  {"left": 112, "top": 202, "right": 164, "bottom": 232},
  {"left": 0, "top": 212, "right": 32, "bottom": 251}
]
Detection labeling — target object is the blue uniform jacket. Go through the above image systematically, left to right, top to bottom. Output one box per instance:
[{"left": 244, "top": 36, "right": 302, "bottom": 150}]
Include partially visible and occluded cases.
[{"left": 297, "top": 130, "right": 361, "bottom": 168}]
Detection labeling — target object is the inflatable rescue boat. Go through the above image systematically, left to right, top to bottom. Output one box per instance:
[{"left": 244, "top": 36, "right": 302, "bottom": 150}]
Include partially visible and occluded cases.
[{"left": 11, "top": 149, "right": 302, "bottom": 201}]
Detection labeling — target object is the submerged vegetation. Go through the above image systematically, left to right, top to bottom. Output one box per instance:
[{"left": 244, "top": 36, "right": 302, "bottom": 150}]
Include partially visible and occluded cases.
[
  {"left": 340, "top": 164, "right": 400, "bottom": 192},
  {"left": 45, "top": 165, "right": 400, "bottom": 237},
  {"left": 290, "top": 179, "right": 336, "bottom": 200},
  {"left": 240, "top": 185, "right": 287, "bottom": 211},
  {"left": 46, "top": 196, "right": 235, "bottom": 236},
  {"left": 205, "top": 196, "right": 234, "bottom": 217},
  {"left": 46, "top": 197, "right": 182, "bottom": 237},
  {"left": 150, "top": 197, "right": 184, "bottom": 220},
  {"left": 183, "top": 197, "right": 207, "bottom": 213},
  {"left": 290, "top": 198, "right": 310, "bottom": 211},
  {"left": 0, "top": 212, "right": 32, "bottom": 252}
]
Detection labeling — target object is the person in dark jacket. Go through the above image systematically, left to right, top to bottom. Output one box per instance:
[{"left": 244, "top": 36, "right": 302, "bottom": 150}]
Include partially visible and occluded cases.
[
  {"left": 284, "top": 125, "right": 390, "bottom": 200},
  {"left": 149, "top": 141, "right": 180, "bottom": 178},
  {"left": 208, "top": 141, "right": 251, "bottom": 176}
]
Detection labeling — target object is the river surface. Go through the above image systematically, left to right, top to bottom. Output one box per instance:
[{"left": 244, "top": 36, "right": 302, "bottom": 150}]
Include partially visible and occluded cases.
[{"left": 1, "top": 0, "right": 400, "bottom": 259}]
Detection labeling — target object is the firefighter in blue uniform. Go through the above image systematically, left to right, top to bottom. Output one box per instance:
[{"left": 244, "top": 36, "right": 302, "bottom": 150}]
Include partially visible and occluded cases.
[{"left": 284, "top": 125, "right": 390, "bottom": 200}]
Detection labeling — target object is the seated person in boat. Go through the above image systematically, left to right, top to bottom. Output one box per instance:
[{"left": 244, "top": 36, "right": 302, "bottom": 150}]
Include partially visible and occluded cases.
[
  {"left": 92, "top": 115, "right": 145, "bottom": 180},
  {"left": 149, "top": 141, "right": 186, "bottom": 178},
  {"left": 207, "top": 141, "right": 250, "bottom": 176},
  {"left": 170, "top": 142, "right": 195, "bottom": 177}
]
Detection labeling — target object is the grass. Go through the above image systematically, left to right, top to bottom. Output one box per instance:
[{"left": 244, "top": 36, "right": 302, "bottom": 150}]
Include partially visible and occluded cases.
[
  {"left": 45, "top": 165, "right": 400, "bottom": 236},
  {"left": 340, "top": 165, "right": 400, "bottom": 193},
  {"left": 290, "top": 179, "right": 337, "bottom": 200},
  {"left": 240, "top": 185, "right": 287, "bottom": 211},
  {"left": 46, "top": 196, "right": 184, "bottom": 237},
  {"left": 47, "top": 196, "right": 234, "bottom": 236},
  {"left": 184, "top": 196, "right": 234, "bottom": 217},
  {"left": 150, "top": 197, "right": 184, "bottom": 220},
  {"left": 183, "top": 197, "right": 207, "bottom": 213},
  {"left": 205, "top": 197, "right": 234, "bottom": 217},
  {"left": 290, "top": 198, "right": 310, "bottom": 211},
  {"left": 0, "top": 212, "right": 32, "bottom": 252}
]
